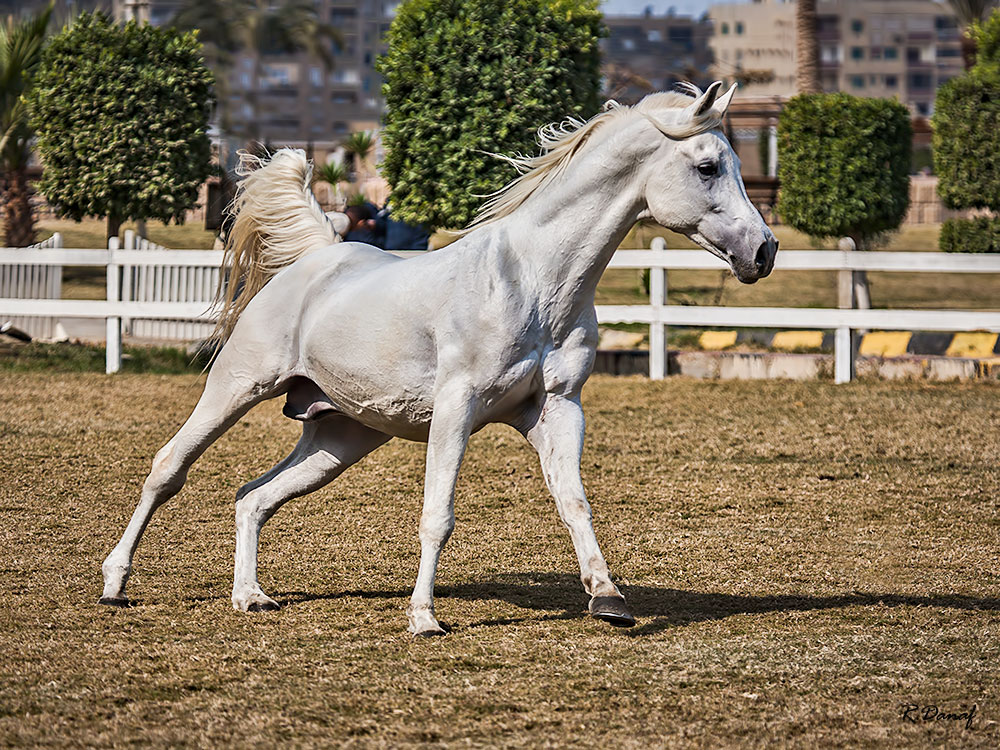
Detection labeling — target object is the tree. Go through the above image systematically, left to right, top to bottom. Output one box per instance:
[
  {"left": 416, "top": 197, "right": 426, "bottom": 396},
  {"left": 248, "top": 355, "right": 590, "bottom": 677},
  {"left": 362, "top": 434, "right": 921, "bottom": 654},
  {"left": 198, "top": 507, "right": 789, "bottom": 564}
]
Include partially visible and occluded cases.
[
  {"left": 173, "top": 0, "right": 340, "bottom": 142},
  {"left": 378, "top": 0, "right": 605, "bottom": 231},
  {"left": 795, "top": 0, "right": 821, "bottom": 94},
  {"left": 947, "top": 0, "right": 998, "bottom": 69},
  {"left": 0, "top": 3, "right": 51, "bottom": 247},
  {"left": 933, "top": 9, "right": 1000, "bottom": 251},
  {"left": 30, "top": 13, "right": 214, "bottom": 240},
  {"left": 778, "top": 94, "right": 912, "bottom": 305},
  {"left": 778, "top": 94, "right": 911, "bottom": 247},
  {"left": 343, "top": 130, "right": 374, "bottom": 178}
]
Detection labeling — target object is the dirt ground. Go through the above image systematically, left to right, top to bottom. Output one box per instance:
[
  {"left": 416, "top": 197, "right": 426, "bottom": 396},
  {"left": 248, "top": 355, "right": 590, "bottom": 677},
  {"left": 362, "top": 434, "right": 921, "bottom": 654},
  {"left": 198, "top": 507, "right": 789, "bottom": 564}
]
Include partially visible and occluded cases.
[{"left": 1, "top": 373, "right": 998, "bottom": 747}]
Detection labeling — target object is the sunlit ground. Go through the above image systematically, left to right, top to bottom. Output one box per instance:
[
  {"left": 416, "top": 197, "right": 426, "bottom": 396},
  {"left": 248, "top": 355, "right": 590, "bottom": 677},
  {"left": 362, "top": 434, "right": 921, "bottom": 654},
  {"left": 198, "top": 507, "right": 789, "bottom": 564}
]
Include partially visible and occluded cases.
[{"left": 2, "top": 372, "right": 997, "bottom": 747}]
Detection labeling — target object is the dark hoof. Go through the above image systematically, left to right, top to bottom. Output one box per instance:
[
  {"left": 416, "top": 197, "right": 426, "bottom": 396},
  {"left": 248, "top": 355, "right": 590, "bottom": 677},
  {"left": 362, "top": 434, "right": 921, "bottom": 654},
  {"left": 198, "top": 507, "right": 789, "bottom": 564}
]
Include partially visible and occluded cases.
[
  {"left": 98, "top": 596, "right": 130, "bottom": 608},
  {"left": 589, "top": 596, "right": 636, "bottom": 627},
  {"left": 246, "top": 600, "right": 280, "bottom": 612},
  {"left": 414, "top": 628, "right": 447, "bottom": 638}
]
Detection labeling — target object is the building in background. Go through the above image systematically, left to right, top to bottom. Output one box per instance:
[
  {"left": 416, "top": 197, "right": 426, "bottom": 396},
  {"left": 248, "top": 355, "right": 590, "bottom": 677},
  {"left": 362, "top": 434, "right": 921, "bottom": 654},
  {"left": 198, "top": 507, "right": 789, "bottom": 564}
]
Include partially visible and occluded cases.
[
  {"left": 109, "top": 0, "right": 397, "bottom": 148},
  {"left": 709, "top": 0, "right": 964, "bottom": 116},
  {"left": 601, "top": 9, "right": 714, "bottom": 103}
]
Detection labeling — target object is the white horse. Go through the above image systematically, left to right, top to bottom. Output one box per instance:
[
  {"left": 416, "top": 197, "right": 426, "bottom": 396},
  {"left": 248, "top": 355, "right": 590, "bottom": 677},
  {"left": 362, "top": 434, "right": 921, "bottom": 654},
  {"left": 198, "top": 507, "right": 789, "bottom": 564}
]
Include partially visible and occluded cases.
[{"left": 100, "top": 82, "right": 777, "bottom": 635}]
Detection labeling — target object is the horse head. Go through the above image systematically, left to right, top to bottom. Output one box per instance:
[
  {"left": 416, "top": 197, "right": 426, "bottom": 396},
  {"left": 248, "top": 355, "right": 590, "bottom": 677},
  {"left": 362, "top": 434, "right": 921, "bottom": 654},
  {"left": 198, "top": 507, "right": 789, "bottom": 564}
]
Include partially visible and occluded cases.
[{"left": 638, "top": 82, "right": 778, "bottom": 283}]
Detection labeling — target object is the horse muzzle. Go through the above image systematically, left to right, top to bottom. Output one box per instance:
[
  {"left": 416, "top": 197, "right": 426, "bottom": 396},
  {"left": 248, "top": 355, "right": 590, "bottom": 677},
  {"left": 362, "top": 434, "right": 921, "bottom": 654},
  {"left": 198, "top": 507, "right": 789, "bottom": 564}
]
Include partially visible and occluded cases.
[{"left": 732, "top": 237, "right": 778, "bottom": 284}]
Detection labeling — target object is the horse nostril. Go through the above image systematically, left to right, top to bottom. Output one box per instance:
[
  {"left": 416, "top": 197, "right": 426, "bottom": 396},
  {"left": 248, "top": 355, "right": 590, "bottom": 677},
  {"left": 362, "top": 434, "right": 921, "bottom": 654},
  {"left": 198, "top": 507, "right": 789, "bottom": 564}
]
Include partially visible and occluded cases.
[{"left": 755, "top": 241, "right": 770, "bottom": 274}]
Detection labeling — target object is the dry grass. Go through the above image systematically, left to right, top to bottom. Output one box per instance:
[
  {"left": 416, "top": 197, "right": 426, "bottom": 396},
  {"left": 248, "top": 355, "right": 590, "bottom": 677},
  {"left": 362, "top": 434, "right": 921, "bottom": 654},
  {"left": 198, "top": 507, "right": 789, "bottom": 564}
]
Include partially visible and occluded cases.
[
  {"left": 36, "top": 218, "right": 218, "bottom": 250},
  {"left": 1, "top": 373, "right": 999, "bottom": 747}
]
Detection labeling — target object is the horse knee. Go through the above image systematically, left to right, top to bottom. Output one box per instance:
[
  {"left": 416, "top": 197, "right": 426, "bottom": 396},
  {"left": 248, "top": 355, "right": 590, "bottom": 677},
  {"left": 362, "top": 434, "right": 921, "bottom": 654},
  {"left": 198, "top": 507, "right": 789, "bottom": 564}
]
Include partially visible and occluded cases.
[
  {"left": 143, "top": 443, "right": 188, "bottom": 503},
  {"left": 557, "top": 497, "right": 592, "bottom": 528},
  {"left": 419, "top": 510, "right": 454, "bottom": 546}
]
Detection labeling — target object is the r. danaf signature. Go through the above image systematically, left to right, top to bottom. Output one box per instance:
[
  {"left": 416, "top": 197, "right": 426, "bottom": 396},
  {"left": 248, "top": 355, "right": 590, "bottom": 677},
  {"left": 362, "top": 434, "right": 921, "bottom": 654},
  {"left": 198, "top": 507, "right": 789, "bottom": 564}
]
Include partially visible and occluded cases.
[{"left": 901, "top": 703, "right": 978, "bottom": 730}]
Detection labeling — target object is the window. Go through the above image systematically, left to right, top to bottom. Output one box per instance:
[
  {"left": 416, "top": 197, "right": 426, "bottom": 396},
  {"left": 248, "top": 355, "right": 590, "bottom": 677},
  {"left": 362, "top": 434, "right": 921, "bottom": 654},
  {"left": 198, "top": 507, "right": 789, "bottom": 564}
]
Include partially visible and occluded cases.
[
  {"left": 851, "top": 19, "right": 864, "bottom": 34},
  {"left": 721, "top": 22, "right": 729, "bottom": 35},
  {"left": 735, "top": 22, "right": 744, "bottom": 35},
  {"left": 647, "top": 29, "right": 661, "bottom": 42},
  {"left": 820, "top": 45, "right": 842, "bottom": 64},
  {"left": 851, "top": 46, "right": 864, "bottom": 60},
  {"left": 884, "top": 46, "right": 898, "bottom": 59},
  {"left": 938, "top": 46, "right": 960, "bottom": 57},
  {"left": 870, "top": 47, "right": 882, "bottom": 60},
  {"left": 907, "top": 47, "right": 920, "bottom": 63},
  {"left": 309, "top": 67, "right": 322, "bottom": 87},
  {"left": 909, "top": 73, "right": 933, "bottom": 89},
  {"left": 885, "top": 74, "right": 898, "bottom": 88},
  {"left": 850, "top": 75, "right": 864, "bottom": 89},
  {"left": 915, "top": 102, "right": 930, "bottom": 116}
]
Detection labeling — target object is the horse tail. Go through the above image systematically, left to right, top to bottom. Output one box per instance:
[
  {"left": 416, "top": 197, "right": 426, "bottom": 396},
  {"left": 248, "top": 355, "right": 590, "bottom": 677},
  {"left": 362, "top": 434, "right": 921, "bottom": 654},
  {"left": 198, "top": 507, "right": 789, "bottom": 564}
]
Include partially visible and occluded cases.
[{"left": 211, "top": 148, "right": 339, "bottom": 346}]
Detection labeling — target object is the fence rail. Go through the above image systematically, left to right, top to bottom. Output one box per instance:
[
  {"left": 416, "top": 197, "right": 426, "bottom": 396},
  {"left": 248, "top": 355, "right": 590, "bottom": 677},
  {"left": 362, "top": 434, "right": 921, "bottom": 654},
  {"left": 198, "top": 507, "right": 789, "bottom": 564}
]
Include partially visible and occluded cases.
[
  {"left": 602, "top": 237, "right": 1000, "bottom": 382},
  {"left": 1, "top": 239, "right": 999, "bottom": 380}
]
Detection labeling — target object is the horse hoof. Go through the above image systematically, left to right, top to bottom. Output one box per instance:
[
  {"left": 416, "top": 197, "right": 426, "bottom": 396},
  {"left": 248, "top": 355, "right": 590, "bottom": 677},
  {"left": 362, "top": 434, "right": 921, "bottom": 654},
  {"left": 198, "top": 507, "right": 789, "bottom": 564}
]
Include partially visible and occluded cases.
[
  {"left": 98, "top": 596, "right": 130, "bottom": 608},
  {"left": 589, "top": 596, "right": 636, "bottom": 627},
  {"left": 246, "top": 600, "right": 280, "bottom": 613},
  {"left": 414, "top": 628, "right": 447, "bottom": 638}
]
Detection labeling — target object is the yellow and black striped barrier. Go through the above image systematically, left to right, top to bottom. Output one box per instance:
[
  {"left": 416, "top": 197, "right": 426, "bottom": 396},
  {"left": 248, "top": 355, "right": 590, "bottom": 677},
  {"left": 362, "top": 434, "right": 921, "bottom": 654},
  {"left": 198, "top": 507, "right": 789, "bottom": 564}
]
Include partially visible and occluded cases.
[{"left": 697, "top": 330, "right": 1000, "bottom": 358}]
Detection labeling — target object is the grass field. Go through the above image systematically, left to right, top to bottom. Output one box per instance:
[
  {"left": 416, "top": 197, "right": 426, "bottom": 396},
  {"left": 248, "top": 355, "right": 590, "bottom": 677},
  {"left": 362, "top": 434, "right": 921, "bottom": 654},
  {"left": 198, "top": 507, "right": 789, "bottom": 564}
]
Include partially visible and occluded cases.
[{"left": 2, "top": 372, "right": 998, "bottom": 747}]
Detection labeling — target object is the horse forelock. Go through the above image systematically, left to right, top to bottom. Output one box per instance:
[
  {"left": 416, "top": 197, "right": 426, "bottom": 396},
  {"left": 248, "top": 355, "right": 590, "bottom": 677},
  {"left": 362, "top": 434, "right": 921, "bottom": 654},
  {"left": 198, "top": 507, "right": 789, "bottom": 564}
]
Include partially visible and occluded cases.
[{"left": 464, "top": 83, "right": 722, "bottom": 233}]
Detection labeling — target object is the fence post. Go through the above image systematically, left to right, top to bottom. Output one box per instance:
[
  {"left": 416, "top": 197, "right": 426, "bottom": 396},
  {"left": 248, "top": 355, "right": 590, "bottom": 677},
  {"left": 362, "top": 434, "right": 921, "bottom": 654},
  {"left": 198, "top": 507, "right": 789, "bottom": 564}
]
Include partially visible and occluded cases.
[
  {"left": 649, "top": 236, "right": 668, "bottom": 380},
  {"left": 106, "top": 237, "right": 122, "bottom": 374},
  {"left": 835, "top": 237, "right": 857, "bottom": 383}
]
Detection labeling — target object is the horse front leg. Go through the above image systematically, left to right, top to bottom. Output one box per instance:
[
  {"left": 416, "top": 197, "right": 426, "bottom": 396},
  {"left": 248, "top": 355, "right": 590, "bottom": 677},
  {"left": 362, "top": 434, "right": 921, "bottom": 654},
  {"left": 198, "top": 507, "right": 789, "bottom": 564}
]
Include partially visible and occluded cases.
[
  {"left": 407, "top": 386, "right": 475, "bottom": 636},
  {"left": 522, "top": 394, "right": 635, "bottom": 627}
]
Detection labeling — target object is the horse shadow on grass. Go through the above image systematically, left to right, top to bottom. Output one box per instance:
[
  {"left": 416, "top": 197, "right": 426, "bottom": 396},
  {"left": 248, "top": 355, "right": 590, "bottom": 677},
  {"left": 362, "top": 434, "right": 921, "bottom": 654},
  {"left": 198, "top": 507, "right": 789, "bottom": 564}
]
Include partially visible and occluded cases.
[{"left": 273, "top": 573, "right": 1000, "bottom": 636}]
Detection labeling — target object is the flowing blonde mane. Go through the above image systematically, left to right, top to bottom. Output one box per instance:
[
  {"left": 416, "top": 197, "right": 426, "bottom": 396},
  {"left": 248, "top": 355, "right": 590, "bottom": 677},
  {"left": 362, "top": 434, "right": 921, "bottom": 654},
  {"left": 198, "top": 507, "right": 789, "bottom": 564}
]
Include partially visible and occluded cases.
[{"left": 464, "top": 84, "right": 724, "bottom": 234}]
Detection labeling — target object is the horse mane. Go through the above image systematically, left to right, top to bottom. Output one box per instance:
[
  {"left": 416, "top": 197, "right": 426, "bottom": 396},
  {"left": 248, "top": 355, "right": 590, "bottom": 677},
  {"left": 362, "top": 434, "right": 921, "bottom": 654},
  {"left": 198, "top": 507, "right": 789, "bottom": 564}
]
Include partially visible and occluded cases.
[{"left": 464, "top": 84, "right": 724, "bottom": 234}]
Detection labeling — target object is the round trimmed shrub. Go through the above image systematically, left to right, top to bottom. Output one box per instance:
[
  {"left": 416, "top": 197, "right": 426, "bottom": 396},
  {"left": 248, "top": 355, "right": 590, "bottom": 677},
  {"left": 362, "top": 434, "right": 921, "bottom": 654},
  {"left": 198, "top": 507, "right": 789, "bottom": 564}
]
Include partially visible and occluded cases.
[
  {"left": 377, "top": 0, "right": 604, "bottom": 231},
  {"left": 30, "top": 12, "right": 214, "bottom": 238},
  {"left": 932, "top": 74, "right": 1000, "bottom": 212},
  {"left": 777, "top": 93, "right": 911, "bottom": 247}
]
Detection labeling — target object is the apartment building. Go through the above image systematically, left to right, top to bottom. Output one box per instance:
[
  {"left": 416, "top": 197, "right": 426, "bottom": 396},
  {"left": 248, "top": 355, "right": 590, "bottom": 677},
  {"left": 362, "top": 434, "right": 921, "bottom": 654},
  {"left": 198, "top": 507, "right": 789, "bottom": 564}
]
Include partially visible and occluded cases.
[
  {"left": 107, "top": 0, "right": 397, "bottom": 146},
  {"left": 709, "top": 0, "right": 964, "bottom": 115},
  {"left": 601, "top": 11, "right": 714, "bottom": 102}
]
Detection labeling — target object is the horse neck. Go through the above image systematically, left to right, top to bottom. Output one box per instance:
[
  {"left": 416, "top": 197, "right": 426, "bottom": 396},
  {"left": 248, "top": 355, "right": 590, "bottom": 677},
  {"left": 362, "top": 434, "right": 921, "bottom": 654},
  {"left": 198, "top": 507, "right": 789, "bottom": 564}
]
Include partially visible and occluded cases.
[{"left": 504, "top": 119, "right": 655, "bottom": 321}]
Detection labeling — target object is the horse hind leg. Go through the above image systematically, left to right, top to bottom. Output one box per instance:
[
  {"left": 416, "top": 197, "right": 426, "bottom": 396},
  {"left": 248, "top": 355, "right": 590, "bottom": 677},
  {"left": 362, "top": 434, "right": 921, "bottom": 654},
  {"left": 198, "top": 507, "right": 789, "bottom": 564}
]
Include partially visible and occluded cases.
[
  {"left": 99, "top": 363, "right": 284, "bottom": 606},
  {"left": 231, "top": 415, "right": 391, "bottom": 612}
]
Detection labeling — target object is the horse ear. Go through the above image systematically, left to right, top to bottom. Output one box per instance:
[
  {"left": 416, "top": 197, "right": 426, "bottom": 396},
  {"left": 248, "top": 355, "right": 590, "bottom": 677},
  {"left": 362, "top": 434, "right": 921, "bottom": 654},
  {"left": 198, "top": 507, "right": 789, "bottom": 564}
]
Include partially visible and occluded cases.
[
  {"left": 689, "top": 81, "right": 723, "bottom": 117},
  {"left": 714, "top": 82, "right": 738, "bottom": 115}
]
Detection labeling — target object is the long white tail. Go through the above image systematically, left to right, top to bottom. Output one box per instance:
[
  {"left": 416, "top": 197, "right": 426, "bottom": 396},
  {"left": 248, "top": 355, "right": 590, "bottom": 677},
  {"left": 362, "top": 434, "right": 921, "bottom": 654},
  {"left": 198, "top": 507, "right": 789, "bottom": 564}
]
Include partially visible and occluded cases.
[{"left": 212, "top": 148, "right": 338, "bottom": 345}]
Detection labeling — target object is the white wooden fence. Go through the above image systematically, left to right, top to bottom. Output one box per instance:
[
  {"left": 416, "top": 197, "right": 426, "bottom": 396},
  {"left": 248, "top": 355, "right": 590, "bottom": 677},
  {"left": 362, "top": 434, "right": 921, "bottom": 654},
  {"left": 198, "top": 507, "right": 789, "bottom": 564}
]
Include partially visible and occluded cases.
[
  {"left": 119, "top": 230, "right": 219, "bottom": 341},
  {"left": 0, "top": 232, "right": 63, "bottom": 340},
  {"left": 601, "top": 237, "right": 1000, "bottom": 383},
  {"left": 1, "top": 238, "right": 999, "bottom": 381}
]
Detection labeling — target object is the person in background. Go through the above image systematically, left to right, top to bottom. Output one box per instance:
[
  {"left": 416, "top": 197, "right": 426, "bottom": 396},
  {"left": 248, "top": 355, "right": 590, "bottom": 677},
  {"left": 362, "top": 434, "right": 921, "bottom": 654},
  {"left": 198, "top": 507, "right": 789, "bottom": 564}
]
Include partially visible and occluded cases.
[
  {"left": 343, "top": 204, "right": 381, "bottom": 246},
  {"left": 378, "top": 204, "right": 430, "bottom": 251}
]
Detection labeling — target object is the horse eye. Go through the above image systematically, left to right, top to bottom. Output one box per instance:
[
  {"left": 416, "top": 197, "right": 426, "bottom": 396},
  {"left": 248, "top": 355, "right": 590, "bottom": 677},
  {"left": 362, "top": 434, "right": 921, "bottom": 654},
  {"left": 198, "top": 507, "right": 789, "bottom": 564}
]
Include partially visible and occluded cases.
[{"left": 697, "top": 162, "right": 718, "bottom": 177}]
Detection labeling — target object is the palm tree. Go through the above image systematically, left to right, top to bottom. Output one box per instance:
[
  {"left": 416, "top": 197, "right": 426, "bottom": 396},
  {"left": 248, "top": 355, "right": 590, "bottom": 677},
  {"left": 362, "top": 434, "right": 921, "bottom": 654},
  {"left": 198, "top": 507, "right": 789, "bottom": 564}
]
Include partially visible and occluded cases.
[
  {"left": 173, "top": 0, "right": 341, "bottom": 142},
  {"left": 795, "top": 0, "right": 821, "bottom": 94},
  {"left": 947, "top": 0, "right": 998, "bottom": 69},
  {"left": 0, "top": 4, "right": 51, "bottom": 247},
  {"left": 343, "top": 130, "right": 374, "bottom": 178},
  {"left": 314, "top": 159, "right": 347, "bottom": 208}
]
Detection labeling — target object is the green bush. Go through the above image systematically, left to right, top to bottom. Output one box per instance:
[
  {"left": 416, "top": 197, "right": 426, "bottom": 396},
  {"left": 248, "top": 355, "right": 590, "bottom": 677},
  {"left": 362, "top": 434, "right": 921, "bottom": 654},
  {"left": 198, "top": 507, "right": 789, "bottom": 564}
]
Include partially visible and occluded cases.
[
  {"left": 377, "top": 0, "right": 604, "bottom": 230},
  {"left": 932, "top": 12, "right": 1000, "bottom": 251},
  {"left": 30, "top": 13, "right": 214, "bottom": 238},
  {"left": 932, "top": 74, "right": 1000, "bottom": 211},
  {"left": 777, "top": 93, "right": 911, "bottom": 247},
  {"left": 939, "top": 216, "right": 1000, "bottom": 253}
]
